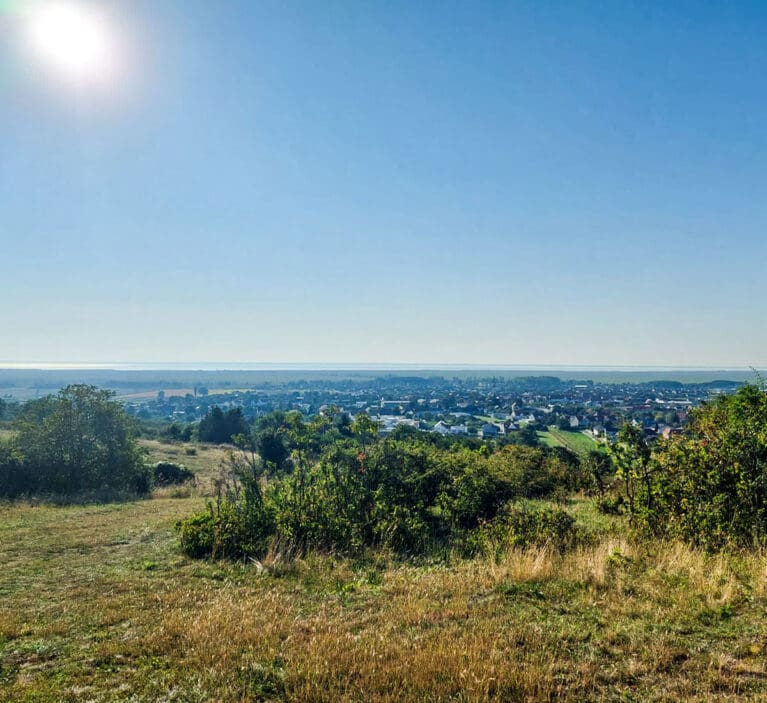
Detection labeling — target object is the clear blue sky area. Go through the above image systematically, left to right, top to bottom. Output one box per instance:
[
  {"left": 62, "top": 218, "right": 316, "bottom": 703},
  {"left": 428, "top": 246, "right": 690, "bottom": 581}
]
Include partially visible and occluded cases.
[{"left": 2, "top": 1, "right": 766, "bottom": 366}]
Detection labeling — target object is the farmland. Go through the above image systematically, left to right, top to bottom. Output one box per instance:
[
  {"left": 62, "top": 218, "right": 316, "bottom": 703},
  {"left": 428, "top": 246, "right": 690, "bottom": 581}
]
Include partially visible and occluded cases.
[{"left": 537, "top": 428, "right": 601, "bottom": 456}]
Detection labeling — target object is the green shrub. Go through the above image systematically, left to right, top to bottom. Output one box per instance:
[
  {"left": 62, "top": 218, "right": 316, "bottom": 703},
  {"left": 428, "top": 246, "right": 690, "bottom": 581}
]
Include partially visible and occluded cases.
[
  {"left": 615, "top": 384, "right": 767, "bottom": 550},
  {"left": 178, "top": 437, "right": 589, "bottom": 561},
  {"left": 177, "top": 451, "right": 275, "bottom": 560},
  {"left": 153, "top": 461, "right": 195, "bottom": 486},
  {"left": 131, "top": 463, "right": 154, "bottom": 495},
  {"left": 597, "top": 495, "right": 624, "bottom": 515},
  {"left": 177, "top": 499, "right": 276, "bottom": 560},
  {"left": 468, "top": 504, "right": 580, "bottom": 557},
  {"left": 504, "top": 505, "right": 579, "bottom": 551},
  {"left": 177, "top": 510, "right": 216, "bottom": 558}
]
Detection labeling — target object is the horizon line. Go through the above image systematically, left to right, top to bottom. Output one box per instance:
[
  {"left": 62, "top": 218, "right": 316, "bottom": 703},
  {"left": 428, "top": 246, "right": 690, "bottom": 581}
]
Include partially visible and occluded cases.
[{"left": 0, "top": 361, "right": 764, "bottom": 372}]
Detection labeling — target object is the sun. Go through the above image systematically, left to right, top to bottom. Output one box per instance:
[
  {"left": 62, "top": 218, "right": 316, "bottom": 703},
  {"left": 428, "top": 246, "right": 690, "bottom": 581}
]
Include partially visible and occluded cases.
[{"left": 23, "top": 1, "right": 119, "bottom": 86}]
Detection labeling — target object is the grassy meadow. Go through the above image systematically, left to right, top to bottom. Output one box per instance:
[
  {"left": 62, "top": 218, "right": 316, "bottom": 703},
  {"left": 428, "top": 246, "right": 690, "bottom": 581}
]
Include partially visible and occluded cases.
[{"left": 1, "top": 441, "right": 767, "bottom": 702}]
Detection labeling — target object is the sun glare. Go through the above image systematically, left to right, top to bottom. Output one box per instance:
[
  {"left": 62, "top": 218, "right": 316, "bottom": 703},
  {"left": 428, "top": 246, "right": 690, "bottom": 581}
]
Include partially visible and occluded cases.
[{"left": 23, "top": 1, "right": 119, "bottom": 87}]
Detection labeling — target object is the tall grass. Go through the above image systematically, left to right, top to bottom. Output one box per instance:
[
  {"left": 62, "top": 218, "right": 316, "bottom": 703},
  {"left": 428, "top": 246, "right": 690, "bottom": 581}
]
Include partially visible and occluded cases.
[
  {"left": 2, "top": 490, "right": 767, "bottom": 702},
  {"left": 150, "top": 539, "right": 767, "bottom": 702}
]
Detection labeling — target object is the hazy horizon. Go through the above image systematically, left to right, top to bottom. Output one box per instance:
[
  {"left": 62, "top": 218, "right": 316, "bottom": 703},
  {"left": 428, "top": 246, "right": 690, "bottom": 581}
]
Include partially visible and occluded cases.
[{"left": 1, "top": 361, "right": 764, "bottom": 372}]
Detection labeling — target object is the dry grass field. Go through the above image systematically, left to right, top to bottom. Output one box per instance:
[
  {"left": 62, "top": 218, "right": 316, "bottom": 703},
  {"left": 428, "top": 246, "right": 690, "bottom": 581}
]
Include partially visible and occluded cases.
[
  {"left": 140, "top": 439, "right": 232, "bottom": 491},
  {"left": 2, "top": 442, "right": 767, "bottom": 702}
]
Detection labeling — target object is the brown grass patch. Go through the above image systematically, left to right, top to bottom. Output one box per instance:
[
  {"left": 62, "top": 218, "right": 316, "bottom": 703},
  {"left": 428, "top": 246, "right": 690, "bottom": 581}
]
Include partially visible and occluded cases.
[{"left": 2, "top": 498, "right": 767, "bottom": 702}]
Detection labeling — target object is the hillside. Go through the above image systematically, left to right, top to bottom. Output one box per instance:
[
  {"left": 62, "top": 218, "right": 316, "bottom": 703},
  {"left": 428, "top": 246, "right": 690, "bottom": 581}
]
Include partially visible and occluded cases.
[{"left": 1, "top": 442, "right": 766, "bottom": 702}]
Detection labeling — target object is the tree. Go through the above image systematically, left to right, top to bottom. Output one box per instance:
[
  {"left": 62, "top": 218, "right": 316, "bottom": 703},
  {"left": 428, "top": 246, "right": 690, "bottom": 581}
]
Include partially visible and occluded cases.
[
  {"left": 9, "top": 385, "right": 150, "bottom": 496},
  {"left": 198, "top": 406, "right": 248, "bottom": 444},
  {"left": 284, "top": 411, "right": 312, "bottom": 472},
  {"left": 352, "top": 413, "right": 379, "bottom": 452},
  {"left": 515, "top": 423, "right": 540, "bottom": 447},
  {"left": 608, "top": 423, "right": 652, "bottom": 524},
  {"left": 256, "top": 430, "right": 289, "bottom": 474},
  {"left": 0, "top": 438, "right": 23, "bottom": 497},
  {"left": 584, "top": 449, "right": 612, "bottom": 496}
]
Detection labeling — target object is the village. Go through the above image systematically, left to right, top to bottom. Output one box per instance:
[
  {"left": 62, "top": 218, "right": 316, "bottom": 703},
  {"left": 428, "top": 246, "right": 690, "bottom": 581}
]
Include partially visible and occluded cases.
[{"left": 120, "top": 373, "right": 742, "bottom": 444}]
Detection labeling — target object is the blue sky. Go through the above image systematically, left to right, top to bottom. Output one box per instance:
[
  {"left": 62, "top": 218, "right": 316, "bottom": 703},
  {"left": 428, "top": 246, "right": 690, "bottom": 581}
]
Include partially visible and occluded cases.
[{"left": 2, "top": 0, "right": 766, "bottom": 366}]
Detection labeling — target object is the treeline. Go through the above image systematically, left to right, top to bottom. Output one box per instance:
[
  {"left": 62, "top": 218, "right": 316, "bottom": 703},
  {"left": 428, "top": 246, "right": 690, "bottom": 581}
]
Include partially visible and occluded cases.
[
  {"left": 0, "top": 385, "right": 150, "bottom": 498},
  {"left": 157, "top": 407, "right": 249, "bottom": 444}
]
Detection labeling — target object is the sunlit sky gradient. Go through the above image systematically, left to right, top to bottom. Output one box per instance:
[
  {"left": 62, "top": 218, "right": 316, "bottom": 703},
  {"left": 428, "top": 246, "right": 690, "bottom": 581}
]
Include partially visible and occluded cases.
[{"left": 2, "top": 0, "right": 767, "bottom": 367}]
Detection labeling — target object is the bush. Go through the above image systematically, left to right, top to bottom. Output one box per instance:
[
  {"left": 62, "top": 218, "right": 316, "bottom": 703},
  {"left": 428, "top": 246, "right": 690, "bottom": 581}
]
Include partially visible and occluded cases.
[
  {"left": 616, "top": 384, "right": 767, "bottom": 549},
  {"left": 177, "top": 436, "right": 592, "bottom": 562},
  {"left": 177, "top": 451, "right": 275, "bottom": 560},
  {"left": 153, "top": 461, "right": 195, "bottom": 486},
  {"left": 132, "top": 463, "right": 154, "bottom": 495},
  {"left": 597, "top": 495, "right": 624, "bottom": 515},
  {"left": 178, "top": 498, "right": 276, "bottom": 560},
  {"left": 467, "top": 504, "right": 580, "bottom": 557},
  {"left": 503, "top": 505, "right": 579, "bottom": 551},
  {"left": 177, "top": 510, "right": 216, "bottom": 558}
]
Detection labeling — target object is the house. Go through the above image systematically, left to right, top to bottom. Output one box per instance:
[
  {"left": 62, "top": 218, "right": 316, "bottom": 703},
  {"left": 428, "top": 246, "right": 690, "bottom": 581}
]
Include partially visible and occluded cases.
[
  {"left": 380, "top": 400, "right": 404, "bottom": 415},
  {"left": 378, "top": 417, "right": 419, "bottom": 435},
  {"left": 432, "top": 421, "right": 450, "bottom": 436},
  {"left": 479, "top": 423, "right": 501, "bottom": 438},
  {"left": 643, "top": 425, "right": 658, "bottom": 439},
  {"left": 661, "top": 425, "right": 682, "bottom": 440}
]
